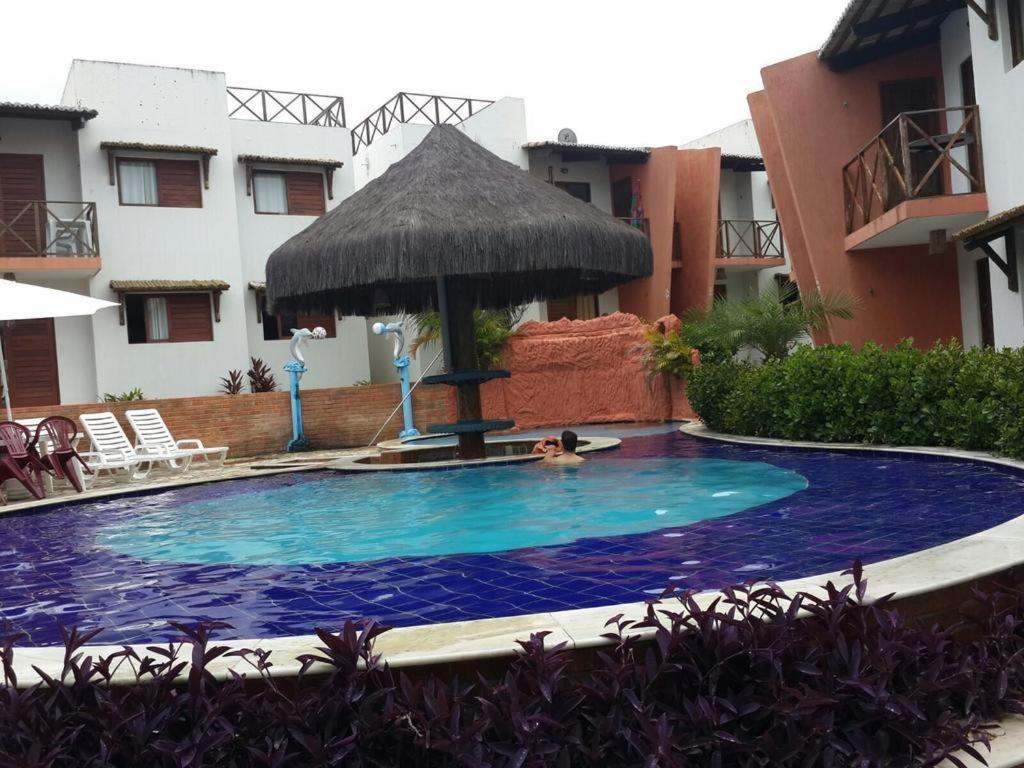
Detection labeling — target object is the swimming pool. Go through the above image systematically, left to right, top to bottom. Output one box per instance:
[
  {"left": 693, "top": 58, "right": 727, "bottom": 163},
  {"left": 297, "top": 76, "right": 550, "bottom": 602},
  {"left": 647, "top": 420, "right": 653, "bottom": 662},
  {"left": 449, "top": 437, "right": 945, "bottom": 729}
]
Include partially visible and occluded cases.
[{"left": 3, "top": 429, "right": 1024, "bottom": 646}]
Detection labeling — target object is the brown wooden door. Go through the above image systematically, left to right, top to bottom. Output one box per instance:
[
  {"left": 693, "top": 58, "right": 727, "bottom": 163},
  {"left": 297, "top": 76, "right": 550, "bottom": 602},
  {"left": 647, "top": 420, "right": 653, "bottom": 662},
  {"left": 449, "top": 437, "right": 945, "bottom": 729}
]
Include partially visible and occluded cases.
[
  {"left": 960, "top": 57, "right": 981, "bottom": 193},
  {"left": 880, "top": 78, "right": 942, "bottom": 200},
  {"left": 0, "top": 154, "right": 46, "bottom": 256},
  {"left": 612, "top": 178, "right": 633, "bottom": 219},
  {"left": 977, "top": 258, "right": 995, "bottom": 348},
  {"left": 546, "top": 295, "right": 579, "bottom": 321},
  {"left": 1, "top": 318, "right": 60, "bottom": 407}
]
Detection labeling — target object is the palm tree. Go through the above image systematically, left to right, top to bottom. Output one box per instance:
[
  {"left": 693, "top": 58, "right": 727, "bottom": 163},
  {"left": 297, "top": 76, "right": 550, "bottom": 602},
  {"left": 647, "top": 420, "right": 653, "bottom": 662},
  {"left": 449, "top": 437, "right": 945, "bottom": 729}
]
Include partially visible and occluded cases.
[
  {"left": 685, "top": 284, "right": 857, "bottom": 361},
  {"left": 409, "top": 305, "right": 527, "bottom": 369}
]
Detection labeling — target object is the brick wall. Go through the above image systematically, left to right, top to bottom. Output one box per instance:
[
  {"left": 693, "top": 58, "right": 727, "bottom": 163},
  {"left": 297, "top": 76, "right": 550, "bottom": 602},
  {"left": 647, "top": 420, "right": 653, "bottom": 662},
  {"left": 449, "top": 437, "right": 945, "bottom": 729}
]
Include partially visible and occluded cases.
[{"left": 12, "top": 384, "right": 450, "bottom": 459}]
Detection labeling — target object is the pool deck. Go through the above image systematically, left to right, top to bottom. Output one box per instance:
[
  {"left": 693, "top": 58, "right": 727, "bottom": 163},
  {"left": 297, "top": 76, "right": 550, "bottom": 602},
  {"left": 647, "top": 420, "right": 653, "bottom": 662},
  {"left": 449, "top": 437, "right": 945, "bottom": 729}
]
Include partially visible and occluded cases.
[{"left": 4, "top": 423, "right": 1024, "bottom": 765}]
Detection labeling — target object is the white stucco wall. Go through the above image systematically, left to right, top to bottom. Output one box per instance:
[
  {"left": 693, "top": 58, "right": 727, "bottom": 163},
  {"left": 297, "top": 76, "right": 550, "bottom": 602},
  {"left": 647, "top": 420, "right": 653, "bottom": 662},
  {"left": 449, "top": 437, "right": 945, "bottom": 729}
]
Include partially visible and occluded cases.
[
  {"left": 964, "top": 6, "right": 1024, "bottom": 347},
  {"left": 64, "top": 60, "right": 251, "bottom": 399},
  {"left": 353, "top": 97, "right": 528, "bottom": 191},
  {"left": 0, "top": 117, "right": 83, "bottom": 202},
  {"left": 0, "top": 118, "right": 97, "bottom": 400},
  {"left": 228, "top": 119, "right": 369, "bottom": 388},
  {"left": 681, "top": 119, "right": 762, "bottom": 156},
  {"left": 527, "top": 153, "right": 614, "bottom": 213}
]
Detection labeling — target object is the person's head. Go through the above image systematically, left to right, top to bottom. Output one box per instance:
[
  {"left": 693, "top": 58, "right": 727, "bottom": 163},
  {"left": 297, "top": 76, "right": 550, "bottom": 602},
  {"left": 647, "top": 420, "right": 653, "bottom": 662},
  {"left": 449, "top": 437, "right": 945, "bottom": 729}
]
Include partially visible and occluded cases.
[{"left": 560, "top": 430, "right": 579, "bottom": 454}]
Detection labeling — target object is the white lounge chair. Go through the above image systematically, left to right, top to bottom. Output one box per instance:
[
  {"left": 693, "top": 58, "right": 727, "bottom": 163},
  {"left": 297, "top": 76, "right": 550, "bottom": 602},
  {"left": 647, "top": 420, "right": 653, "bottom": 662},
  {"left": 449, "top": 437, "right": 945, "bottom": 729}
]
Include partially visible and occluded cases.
[
  {"left": 125, "top": 409, "right": 228, "bottom": 468},
  {"left": 79, "top": 412, "right": 191, "bottom": 486}
]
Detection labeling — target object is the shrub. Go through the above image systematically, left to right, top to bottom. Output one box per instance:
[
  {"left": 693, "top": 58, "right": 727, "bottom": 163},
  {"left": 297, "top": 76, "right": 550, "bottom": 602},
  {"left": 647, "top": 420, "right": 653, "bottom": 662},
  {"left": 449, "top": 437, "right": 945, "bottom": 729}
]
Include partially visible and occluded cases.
[
  {"left": 680, "top": 284, "right": 858, "bottom": 362},
  {"left": 410, "top": 305, "right": 526, "bottom": 369},
  {"left": 678, "top": 314, "right": 740, "bottom": 365},
  {"left": 641, "top": 328, "right": 694, "bottom": 380},
  {"left": 689, "top": 342, "right": 1024, "bottom": 458},
  {"left": 247, "top": 357, "right": 278, "bottom": 393},
  {"left": 687, "top": 361, "right": 743, "bottom": 431},
  {"left": 219, "top": 369, "right": 244, "bottom": 395},
  {"left": 102, "top": 387, "right": 145, "bottom": 402},
  {"left": 3, "top": 566, "right": 1024, "bottom": 766}
]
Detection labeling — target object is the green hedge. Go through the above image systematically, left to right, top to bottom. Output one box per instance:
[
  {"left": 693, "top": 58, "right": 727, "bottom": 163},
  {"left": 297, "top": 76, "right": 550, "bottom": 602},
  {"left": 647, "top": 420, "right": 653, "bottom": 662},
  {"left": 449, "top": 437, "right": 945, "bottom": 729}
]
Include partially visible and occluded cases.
[{"left": 687, "top": 341, "right": 1024, "bottom": 458}]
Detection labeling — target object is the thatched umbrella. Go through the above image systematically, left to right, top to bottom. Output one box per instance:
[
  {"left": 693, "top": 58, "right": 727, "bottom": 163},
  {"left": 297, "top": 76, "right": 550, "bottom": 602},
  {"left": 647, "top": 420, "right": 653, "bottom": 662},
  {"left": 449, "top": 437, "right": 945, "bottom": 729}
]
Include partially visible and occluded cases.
[{"left": 267, "top": 125, "right": 652, "bottom": 459}]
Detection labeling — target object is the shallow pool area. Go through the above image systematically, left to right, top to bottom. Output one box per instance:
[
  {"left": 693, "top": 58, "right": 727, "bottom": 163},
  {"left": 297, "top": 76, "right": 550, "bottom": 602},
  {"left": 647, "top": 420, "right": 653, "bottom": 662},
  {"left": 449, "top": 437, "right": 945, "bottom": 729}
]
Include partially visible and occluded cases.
[
  {"left": 3, "top": 429, "right": 1024, "bottom": 646},
  {"left": 96, "top": 458, "right": 806, "bottom": 565}
]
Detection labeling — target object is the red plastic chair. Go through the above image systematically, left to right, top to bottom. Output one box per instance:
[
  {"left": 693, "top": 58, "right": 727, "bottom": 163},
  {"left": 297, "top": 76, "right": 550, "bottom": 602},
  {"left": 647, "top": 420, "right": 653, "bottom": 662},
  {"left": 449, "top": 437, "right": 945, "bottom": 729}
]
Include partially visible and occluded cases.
[
  {"left": 36, "top": 416, "right": 92, "bottom": 494},
  {"left": 0, "top": 422, "right": 47, "bottom": 501}
]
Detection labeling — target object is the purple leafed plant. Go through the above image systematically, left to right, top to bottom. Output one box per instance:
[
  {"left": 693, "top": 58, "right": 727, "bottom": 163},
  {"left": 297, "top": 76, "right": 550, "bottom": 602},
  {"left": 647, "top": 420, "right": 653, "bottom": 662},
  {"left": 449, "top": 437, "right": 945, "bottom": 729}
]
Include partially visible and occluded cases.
[
  {"left": 247, "top": 357, "right": 278, "bottom": 393},
  {"left": 219, "top": 369, "right": 245, "bottom": 395},
  {"left": 2, "top": 564, "right": 1023, "bottom": 766}
]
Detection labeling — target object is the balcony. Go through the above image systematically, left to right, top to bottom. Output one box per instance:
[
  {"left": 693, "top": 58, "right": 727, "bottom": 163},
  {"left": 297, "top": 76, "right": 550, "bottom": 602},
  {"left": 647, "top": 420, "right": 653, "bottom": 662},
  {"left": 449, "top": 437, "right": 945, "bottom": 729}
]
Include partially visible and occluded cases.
[
  {"left": 226, "top": 86, "right": 346, "bottom": 127},
  {"left": 350, "top": 92, "right": 495, "bottom": 154},
  {"left": 842, "top": 106, "right": 988, "bottom": 252},
  {"left": 0, "top": 201, "right": 101, "bottom": 277},
  {"left": 716, "top": 219, "right": 786, "bottom": 268}
]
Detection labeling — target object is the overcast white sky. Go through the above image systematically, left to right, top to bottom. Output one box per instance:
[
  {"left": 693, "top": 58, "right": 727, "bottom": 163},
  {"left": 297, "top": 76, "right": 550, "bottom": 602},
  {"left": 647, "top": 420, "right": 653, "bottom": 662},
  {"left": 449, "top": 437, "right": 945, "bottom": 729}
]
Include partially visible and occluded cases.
[{"left": 3, "top": 0, "right": 848, "bottom": 147}]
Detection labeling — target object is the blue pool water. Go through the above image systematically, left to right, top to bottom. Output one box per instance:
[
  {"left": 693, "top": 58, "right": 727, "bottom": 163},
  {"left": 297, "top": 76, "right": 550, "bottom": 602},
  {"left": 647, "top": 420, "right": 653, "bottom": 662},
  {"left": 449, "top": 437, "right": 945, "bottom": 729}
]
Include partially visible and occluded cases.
[
  {"left": 2, "top": 428, "right": 1024, "bottom": 646},
  {"left": 96, "top": 459, "right": 807, "bottom": 565}
]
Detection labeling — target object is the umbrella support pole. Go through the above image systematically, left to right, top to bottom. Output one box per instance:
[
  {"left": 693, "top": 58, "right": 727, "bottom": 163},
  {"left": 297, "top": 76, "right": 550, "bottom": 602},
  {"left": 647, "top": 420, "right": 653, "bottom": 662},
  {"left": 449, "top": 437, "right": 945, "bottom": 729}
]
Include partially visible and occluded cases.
[
  {"left": 425, "top": 278, "right": 515, "bottom": 460},
  {"left": 446, "top": 288, "right": 486, "bottom": 460}
]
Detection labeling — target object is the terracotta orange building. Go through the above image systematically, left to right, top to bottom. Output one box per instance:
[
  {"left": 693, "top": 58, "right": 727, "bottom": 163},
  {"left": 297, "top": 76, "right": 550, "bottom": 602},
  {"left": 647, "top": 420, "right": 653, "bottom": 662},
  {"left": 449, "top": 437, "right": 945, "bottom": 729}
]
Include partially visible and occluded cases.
[
  {"left": 750, "top": 0, "right": 1024, "bottom": 348},
  {"left": 525, "top": 121, "right": 789, "bottom": 325}
]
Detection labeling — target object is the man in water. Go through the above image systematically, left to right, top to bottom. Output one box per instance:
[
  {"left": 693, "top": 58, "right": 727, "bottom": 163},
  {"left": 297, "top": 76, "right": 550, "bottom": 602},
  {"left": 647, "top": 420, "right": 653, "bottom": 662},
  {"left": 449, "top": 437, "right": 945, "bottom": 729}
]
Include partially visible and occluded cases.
[{"left": 531, "top": 430, "right": 585, "bottom": 466}]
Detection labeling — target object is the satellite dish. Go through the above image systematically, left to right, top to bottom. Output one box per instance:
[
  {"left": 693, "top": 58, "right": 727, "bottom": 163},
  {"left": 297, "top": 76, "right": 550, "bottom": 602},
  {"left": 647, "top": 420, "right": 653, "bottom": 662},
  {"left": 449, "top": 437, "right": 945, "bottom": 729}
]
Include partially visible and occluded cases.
[{"left": 557, "top": 128, "right": 578, "bottom": 144}]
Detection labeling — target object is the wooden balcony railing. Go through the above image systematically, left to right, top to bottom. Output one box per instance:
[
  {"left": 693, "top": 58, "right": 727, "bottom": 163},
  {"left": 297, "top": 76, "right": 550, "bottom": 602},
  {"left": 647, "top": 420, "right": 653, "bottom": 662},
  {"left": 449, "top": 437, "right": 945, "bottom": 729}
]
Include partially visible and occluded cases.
[
  {"left": 227, "top": 87, "right": 346, "bottom": 127},
  {"left": 351, "top": 92, "right": 495, "bottom": 154},
  {"left": 842, "top": 106, "right": 984, "bottom": 234},
  {"left": 0, "top": 201, "right": 99, "bottom": 259},
  {"left": 616, "top": 217, "right": 650, "bottom": 237},
  {"left": 718, "top": 219, "right": 784, "bottom": 258}
]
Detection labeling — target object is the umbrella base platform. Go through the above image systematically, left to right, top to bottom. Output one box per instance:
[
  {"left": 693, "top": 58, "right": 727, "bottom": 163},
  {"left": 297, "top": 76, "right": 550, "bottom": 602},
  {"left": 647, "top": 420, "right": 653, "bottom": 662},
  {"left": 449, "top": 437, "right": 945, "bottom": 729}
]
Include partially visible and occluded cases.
[
  {"left": 422, "top": 369, "right": 510, "bottom": 386},
  {"left": 426, "top": 420, "right": 516, "bottom": 435}
]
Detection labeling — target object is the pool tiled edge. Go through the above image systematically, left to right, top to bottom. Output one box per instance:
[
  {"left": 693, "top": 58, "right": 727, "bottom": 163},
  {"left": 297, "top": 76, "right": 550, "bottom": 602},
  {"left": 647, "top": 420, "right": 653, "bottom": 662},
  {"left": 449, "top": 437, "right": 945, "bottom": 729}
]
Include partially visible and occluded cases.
[{"left": 7, "top": 423, "right": 1024, "bottom": 689}]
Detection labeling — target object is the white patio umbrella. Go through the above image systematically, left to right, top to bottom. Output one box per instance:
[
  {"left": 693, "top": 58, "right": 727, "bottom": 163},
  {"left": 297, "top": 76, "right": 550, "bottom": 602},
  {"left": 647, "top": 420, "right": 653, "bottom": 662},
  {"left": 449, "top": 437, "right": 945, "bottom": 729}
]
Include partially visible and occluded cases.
[{"left": 0, "top": 279, "right": 118, "bottom": 420}]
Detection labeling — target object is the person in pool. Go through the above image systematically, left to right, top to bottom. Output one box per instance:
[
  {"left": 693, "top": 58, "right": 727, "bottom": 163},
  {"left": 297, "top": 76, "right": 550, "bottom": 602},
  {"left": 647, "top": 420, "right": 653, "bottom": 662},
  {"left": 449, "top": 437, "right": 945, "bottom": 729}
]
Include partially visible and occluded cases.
[{"left": 531, "top": 430, "right": 585, "bottom": 466}]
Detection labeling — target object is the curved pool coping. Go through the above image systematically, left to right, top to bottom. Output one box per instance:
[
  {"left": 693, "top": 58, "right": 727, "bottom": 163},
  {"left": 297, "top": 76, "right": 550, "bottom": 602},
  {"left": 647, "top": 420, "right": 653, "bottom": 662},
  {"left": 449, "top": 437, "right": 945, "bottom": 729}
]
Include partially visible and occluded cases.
[
  {"left": 7, "top": 423, "right": 1024, "bottom": 694},
  {"left": 331, "top": 436, "right": 621, "bottom": 471}
]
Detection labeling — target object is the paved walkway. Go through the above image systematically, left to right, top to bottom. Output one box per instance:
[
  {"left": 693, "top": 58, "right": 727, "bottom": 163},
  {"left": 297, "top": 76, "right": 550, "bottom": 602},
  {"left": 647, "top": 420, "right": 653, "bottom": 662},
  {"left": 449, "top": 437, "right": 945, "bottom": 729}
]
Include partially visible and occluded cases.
[{"left": 0, "top": 446, "right": 376, "bottom": 514}]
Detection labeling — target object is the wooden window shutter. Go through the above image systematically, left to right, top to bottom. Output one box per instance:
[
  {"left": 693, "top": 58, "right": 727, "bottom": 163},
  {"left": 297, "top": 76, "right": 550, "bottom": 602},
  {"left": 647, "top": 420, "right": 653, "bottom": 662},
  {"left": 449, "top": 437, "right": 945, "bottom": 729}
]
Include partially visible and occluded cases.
[
  {"left": 0, "top": 154, "right": 46, "bottom": 255},
  {"left": 156, "top": 160, "right": 202, "bottom": 208},
  {"left": 286, "top": 172, "right": 326, "bottom": 215},
  {"left": 167, "top": 294, "right": 214, "bottom": 341},
  {"left": 546, "top": 296, "right": 578, "bottom": 321},
  {"left": 297, "top": 312, "right": 336, "bottom": 338}
]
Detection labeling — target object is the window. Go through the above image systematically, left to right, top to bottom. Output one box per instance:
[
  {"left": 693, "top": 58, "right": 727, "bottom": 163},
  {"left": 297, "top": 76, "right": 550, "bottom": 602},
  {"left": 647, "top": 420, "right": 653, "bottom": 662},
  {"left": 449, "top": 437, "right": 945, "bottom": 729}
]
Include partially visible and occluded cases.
[
  {"left": 1010, "top": 0, "right": 1024, "bottom": 68},
  {"left": 116, "top": 158, "right": 202, "bottom": 208},
  {"left": 116, "top": 160, "right": 158, "bottom": 205},
  {"left": 252, "top": 171, "right": 326, "bottom": 215},
  {"left": 253, "top": 172, "right": 288, "bottom": 214},
  {"left": 554, "top": 181, "right": 592, "bottom": 204},
  {"left": 125, "top": 293, "right": 214, "bottom": 343},
  {"left": 261, "top": 308, "right": 336, "bottom": 340}
]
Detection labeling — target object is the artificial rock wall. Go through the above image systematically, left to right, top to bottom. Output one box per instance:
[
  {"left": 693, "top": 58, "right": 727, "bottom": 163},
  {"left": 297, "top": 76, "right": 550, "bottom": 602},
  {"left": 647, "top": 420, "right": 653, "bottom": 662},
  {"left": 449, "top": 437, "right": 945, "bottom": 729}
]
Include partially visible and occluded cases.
[{"left": 468, "top": 312, "right": 694, "bottom": 430}]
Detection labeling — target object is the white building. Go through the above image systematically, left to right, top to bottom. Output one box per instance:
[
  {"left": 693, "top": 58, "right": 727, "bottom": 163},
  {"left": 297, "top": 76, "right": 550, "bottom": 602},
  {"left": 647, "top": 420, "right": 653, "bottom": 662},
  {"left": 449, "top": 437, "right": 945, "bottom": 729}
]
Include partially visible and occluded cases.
[
  {"left": 938, "top": 3, "right": 1024, "bottom": 348},
  {"left": 0, "top": 58, "right": 799, "bottom": 410}
]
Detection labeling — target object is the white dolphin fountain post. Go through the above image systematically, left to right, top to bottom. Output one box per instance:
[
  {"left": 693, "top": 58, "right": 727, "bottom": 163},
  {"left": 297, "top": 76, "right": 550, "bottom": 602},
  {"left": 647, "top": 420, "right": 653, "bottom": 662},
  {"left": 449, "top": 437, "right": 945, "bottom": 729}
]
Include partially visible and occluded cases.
[
  {"left": 372, "top": 321, "right": 420, "bottom": 439},
  {"left": 285, "top": 326, "right": 327, "bottom": 451}
]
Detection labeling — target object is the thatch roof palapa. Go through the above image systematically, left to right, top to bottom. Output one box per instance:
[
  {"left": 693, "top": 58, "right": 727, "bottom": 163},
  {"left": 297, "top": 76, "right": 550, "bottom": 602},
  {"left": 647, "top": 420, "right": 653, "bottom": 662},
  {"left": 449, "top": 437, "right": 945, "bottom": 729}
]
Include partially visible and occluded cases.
[{"left": 265, "top": 125, "right": 652, "bottom": 315}]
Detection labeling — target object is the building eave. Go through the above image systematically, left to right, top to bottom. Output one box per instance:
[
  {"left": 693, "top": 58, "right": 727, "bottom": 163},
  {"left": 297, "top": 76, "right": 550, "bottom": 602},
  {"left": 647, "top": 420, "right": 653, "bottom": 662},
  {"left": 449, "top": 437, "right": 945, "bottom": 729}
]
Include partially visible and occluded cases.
[
  {"left": 819, "top": 0, "right": 965, "bottom": 71},
  {"left": 0, "top": 102, "right": 98, "bottom": 129}
]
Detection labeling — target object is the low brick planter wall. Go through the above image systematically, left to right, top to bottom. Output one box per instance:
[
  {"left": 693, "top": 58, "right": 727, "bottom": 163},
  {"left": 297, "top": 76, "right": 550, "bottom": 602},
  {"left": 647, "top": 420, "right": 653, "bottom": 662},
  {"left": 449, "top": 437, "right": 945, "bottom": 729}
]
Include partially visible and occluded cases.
[{"left": 12, "top": 384, "right": 450, "bottom": 458}]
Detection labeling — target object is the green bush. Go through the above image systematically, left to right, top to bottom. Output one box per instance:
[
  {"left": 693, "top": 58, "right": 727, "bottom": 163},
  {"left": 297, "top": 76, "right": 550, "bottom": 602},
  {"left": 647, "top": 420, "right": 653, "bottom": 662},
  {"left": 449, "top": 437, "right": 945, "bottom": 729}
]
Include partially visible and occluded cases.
[
  {"left": 642, "top": 328, "right": 694, "bottom": 380},
  {"left": 688, "top": 341, "right": 1024, "bottom": 459}
]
